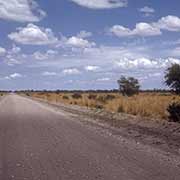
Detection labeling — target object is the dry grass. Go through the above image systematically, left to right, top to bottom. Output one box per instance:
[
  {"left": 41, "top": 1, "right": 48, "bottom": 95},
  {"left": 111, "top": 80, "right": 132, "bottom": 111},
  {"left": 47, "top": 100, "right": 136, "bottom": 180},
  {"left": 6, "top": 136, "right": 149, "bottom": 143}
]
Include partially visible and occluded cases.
[
  {"left": 0, "top": 92, "right": 6, "bottom": 97},
  {"left": 25, "top": 92, "right": 180, "bottom": 120}
]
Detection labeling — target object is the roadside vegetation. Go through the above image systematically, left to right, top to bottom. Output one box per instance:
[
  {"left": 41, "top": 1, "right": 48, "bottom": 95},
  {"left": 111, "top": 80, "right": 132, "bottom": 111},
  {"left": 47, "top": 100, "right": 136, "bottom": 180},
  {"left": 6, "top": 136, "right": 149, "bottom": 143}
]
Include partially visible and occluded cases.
[
  {"left": 16, "top": 64, "right": 180, "bottom": 122},
  {"left": 0, "top": 91, "right": 8, "bottom": 97},
  {"left": 20, "top": 91, "right": 179, "bottom": 120}
]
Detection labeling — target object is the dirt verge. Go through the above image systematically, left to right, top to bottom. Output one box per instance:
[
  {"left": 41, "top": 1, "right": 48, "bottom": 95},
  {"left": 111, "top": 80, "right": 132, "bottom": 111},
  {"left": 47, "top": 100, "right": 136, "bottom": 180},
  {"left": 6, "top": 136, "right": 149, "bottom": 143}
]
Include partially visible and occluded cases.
[{"left": 29, "top": 96, "right": 180, "bottom": 156}]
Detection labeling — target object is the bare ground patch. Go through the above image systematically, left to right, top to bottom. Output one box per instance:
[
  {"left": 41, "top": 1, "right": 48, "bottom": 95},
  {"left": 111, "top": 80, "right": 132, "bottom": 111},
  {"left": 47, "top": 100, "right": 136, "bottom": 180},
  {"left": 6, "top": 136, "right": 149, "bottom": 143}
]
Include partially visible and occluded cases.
[{"left": 30, "top": 96, "right": 180, "bottom": 156}]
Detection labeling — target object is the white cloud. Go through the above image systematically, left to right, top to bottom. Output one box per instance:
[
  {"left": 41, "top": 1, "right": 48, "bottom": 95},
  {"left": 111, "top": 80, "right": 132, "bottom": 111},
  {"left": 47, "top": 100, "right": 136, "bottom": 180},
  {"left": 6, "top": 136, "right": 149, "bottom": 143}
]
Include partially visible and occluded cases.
[
  {"left": 0, "top": 0, "right": 46, "bottom": 22},
  {"left": 70, "top": 0, "right": 127, "bottom": 9},
  {"left": 139, "top": 6, "right": 155, "bottom": 16},
  {"left": 109, "top": 15, "right": 180, "bottom": 37},
  {"left": 156, "top": 15, "right": 180, "bottom": 32},
  {"left": 109, "top": 23, "right": 161, "bottom": 37},
  {"left": 133, "top": 23, "right": 161, "bottom": 36},
  {"left": 8, "top": 24, "right": 58, "bottom": 45},
  {"left": 109, "top": 25, "right": 133, "bottom": 37},
  {"left": 56, "top": 31, "right": 95, "bottom": 50},
  {"left": 77, "top": 31, "right": 92, "bottom": 38},
  {"left": 66, "top": 36, "right": 95, "bottom": 48},
  {"left": 15, "top": 41, "right": 180, "bottom": 89},
  {"left": 3, "top": 45, "right": 25, "bottom": 66},
  {"left": 11, "top": 45, "right": 21, "bottom": 54},
  {"left": 78, "top": 45, "right": 180, "bottom": 70},
  {"left": 0, "top": 47, "right": 6, "bottom": 56},
  {"left": 33, "top": 50, "right": 58, "bottom": 61},
  {"left": 46, "top": 50, "right": 58, "bottom": 56},
  {"left": 33, "top": 51, "right": 48, "bottom": 60},
  {"left": 114, "top": 57, "right": 180, "bottom": 69},
  {"left": 114, "top": 57, "right": 158, "bottom": 69},
  {"left": 163, "top": 57, "right": 180, "bottom": 66},
  {"left": 5, "top": 58, "right": 23, "bottom": 66},
  {"left": 85, "top": 66, "right": 100, "bottom": 71},
  {"left": 62, "top": 68, "right": 80, "bottom": 75},
  {"left": 42, "top": 72, "right": 57, "bottom": 76},
  {"left": 5, "top": 73, "right": 23, "bottom": 80},
  {"left": 97, "top": 77, "right": 110, "bottom": 81}
]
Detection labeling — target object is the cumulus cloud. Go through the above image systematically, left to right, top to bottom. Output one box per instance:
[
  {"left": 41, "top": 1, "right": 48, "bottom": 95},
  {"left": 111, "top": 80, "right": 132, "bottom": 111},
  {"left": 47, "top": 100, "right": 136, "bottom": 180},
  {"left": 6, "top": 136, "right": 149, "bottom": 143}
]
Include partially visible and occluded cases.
[
  {"left": 0, "top": 0, "right": 46, "bottom": 22},
  {"left": 70, "top": 0, "right": 127, "bottom": 9},
  {"left": 139, "top": 6, "right": 155, "bottom": 16},
  {"left": 109, "top": 15, "right": 180, "bottom": 37},
  {"left": 155, "top": 15, "right": 180, "bottom": 32},
  {"left": 109, "top": 23, "right": 161, "bottom": 37},
  {"left": 133, "top": 23, "right": 161, "bottom": 36},
  {"left": 8, "top": 24, "right": 58, "bottom": 45},
  {"left": 56, "top": 31, "right": 95, "bottom": 49},
  {"left": 77, "top": 31, "right": 92, "bottom": 38},
  {"left": 66, "top": 36, "right": 95, "bottom": 48},
  {"left": 3, "top": 45, "right": 26, "bottom": 66},
  {"left": 11, "top": 45, "right": 21, "bottom": 54},
  {"left": 0, "top": 47, "right": 6, "bottom": 56},
  {"left": 33, "top": 50, "right": 58, "bottom": 60},
  {"left": 114, "top": 57, "right": 180, "bottom": 69},
  {"left": 114, "top": 57, "right": 158, "bottom": 69},
  {"left": 85, "top": 66, "right": 100, "bottom": 71},
  {"left": 62, "top": 68, "right": 80, "bottom": 75},
  {"left": 42, "top": 72, "right": 57, "bottom": 76},
  {"left": 5, "top": 73, "right": 23, "bottom": 80},
  {"left": 97, "top": 77, "right": 110, "bottom": 81}
]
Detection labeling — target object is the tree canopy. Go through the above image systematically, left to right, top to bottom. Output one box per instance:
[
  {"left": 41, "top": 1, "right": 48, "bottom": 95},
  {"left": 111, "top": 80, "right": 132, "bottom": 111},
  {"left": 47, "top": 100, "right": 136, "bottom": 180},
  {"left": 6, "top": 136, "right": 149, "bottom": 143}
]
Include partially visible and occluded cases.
[
  {"left": 165, "top": 64, "right": 180, "bottom": 94},
  {"left": 117, "top": 76, "right": 140, "bottom": 96}
]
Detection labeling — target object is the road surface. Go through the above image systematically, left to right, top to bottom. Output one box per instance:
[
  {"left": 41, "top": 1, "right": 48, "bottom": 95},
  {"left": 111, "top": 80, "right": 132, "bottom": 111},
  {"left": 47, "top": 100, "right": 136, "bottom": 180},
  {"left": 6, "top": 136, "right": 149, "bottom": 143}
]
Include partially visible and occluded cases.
[{"left": 0, "top": 94, "right": 179, "bottom": 180}]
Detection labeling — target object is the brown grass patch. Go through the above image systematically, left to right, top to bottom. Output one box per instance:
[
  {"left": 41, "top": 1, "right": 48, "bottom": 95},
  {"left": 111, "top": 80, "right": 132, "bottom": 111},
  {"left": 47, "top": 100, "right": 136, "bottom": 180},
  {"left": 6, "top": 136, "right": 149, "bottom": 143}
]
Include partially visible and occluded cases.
[{"left": 25, "top": 92, "right": 180, "bottom": 120}]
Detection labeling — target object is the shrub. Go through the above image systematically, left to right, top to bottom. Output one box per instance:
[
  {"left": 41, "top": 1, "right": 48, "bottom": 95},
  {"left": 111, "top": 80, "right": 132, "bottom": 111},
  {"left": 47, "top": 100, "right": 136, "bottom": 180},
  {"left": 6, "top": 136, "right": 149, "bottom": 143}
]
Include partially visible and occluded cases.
[
  {"left": 72, "top": 93, "right": 82, "bottom": 99},
  {"left": 88, "top": 94, "right": 97, "bottom": 100},
  {"left": 105, "top": 94, "right": 116, "bottom": 101},
  {"left": 62, "top": 95, "right": 69, "bottom": 100},
  {"left": 97, "top": 95, "right": 106, "bottom": 103},
  {"left": 167, "top": 102, "right": 180, "bottom": 123},
  {"left": 95, "top": 104, "right": 104, "bottom": 109},
  {"left": 117, "top": 105, "right": 124, "bottom": 113}
]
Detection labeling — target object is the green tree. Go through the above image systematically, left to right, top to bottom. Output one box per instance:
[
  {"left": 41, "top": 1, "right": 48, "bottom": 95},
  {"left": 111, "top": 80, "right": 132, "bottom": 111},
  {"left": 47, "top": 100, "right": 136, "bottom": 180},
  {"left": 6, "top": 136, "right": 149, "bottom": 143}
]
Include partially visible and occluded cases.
[
  {"left": 165, "top": 64, "right": 180, "bottom": 94},
  {"left": 117, "top": 76, "right": 140, "bottom": 96}
]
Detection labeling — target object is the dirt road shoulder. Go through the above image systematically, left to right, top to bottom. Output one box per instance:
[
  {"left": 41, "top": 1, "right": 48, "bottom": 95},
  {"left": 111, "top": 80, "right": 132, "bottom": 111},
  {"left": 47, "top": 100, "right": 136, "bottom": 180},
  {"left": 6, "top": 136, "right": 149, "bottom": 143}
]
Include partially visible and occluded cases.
[{"left": 25, "top": 96, "right": 180, "bottom": 156}]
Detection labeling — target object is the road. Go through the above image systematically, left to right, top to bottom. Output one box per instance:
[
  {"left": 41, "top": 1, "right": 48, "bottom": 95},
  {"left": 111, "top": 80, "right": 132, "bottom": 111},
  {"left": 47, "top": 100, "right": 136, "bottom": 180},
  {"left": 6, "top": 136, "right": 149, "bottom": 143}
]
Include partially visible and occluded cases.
[{"left": 0, "top": 94, "right": 179, "bottom": 180}]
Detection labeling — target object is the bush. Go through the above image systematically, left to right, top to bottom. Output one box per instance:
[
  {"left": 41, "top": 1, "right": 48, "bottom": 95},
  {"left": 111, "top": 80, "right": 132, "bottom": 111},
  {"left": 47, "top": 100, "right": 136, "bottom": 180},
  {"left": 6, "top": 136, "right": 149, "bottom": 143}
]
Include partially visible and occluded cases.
[
  {"left": 72, "top": 93, "right": 82, "bottom": 99},
  {"left": 88, "top": 94, "right": 97, "bottom": 100},
  {"left": 105, "top": 94, "right": 116, "bottom": 101},
  {"left": 62, "top": 95, "right": 69, "bottom": 100},
  {"left": 97, "top": 95, "right": 106, "bottom": 103},
  {"left": 167, "top": 102, "right": 180, "bottom": 123},
  {"left": 95, "top": 104, "right": 104, "bottom": 109},
  {"left": 117, "top": 105, "right": 124, "bottom": 113}
]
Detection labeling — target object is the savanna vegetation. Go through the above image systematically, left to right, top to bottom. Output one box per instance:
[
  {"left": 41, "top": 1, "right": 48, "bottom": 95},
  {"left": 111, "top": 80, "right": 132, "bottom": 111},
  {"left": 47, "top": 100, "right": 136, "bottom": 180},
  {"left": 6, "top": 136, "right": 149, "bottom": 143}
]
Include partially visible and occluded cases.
[
  {"left": 16, "top": 64, "right": 180, "bottom": 122},
  {"left": 19, "top": 91, "right": 179, "bottom": 120}
]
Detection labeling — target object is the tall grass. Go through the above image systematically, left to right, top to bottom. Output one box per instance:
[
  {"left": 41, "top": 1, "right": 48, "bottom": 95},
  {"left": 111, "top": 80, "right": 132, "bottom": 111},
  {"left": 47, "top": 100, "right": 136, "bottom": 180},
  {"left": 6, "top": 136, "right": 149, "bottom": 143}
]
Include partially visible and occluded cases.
[{"left": 28, "top": 92, "right": 180, "bottom": 120}]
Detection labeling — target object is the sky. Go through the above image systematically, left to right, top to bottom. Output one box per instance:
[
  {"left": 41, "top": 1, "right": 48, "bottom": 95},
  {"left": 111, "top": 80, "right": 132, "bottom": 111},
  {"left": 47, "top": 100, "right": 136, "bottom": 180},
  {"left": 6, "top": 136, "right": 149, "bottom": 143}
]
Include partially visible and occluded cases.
[{"left": 0, "top": 0, "right": 180, "bottom": 90}]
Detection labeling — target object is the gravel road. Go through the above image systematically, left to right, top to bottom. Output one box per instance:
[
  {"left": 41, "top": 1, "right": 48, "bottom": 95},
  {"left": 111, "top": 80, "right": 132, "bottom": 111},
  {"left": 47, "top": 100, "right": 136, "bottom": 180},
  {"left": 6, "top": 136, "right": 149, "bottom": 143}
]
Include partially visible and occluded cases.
[{"left": 0, "top": 94, "right": 180, "bottom": 180}]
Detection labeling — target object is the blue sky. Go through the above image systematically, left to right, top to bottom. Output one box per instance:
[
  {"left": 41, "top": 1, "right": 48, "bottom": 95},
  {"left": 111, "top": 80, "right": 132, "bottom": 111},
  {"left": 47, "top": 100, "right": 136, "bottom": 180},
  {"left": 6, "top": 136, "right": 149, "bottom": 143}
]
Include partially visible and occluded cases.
[{"left": 0, "top": 0, "right": 180, "bottom": 90}]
